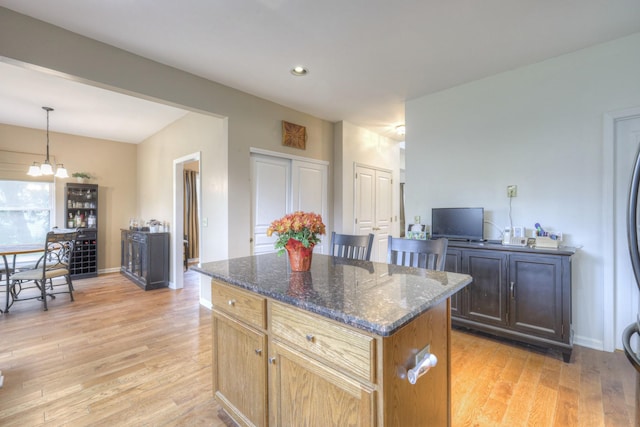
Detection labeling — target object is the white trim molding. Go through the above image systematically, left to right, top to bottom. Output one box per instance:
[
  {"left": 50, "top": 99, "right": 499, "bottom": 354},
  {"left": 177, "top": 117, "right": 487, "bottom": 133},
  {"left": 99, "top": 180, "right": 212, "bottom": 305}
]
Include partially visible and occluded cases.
[{"left": 603, "top": 105, "right": 640, "bottom": 352}]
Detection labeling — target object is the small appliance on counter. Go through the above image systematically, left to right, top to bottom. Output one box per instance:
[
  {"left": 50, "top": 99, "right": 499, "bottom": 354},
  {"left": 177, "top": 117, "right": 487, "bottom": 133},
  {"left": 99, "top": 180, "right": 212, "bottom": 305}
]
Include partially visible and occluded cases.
[{"left": 128, "top": 218, "right": 169, "bottom": 233}]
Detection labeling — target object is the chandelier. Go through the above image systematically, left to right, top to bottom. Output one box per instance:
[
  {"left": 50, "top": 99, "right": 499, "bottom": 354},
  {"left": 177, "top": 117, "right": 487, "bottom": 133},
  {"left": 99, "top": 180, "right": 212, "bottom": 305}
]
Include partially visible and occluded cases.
[{"left": 27, "top": 106, "right": 69, "bottom": 178}]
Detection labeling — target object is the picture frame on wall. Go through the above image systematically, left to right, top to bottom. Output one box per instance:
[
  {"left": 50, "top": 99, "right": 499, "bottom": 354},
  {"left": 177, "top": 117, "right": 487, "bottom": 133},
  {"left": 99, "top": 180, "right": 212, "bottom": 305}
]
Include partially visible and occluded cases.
[{"left": 282, "top": 121, "right": 306, "bottom": 150}]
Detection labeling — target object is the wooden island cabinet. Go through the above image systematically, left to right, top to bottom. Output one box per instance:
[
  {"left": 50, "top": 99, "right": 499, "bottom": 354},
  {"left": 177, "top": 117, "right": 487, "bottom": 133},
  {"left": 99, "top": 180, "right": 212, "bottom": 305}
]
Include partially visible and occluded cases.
[{"left": 195, "top": 253, "right": 472, "bottom": 427}]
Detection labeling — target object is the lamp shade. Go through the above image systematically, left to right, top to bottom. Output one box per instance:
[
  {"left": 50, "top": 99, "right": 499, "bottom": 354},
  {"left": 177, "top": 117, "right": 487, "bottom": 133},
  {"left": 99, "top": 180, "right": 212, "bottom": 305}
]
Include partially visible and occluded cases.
[
  {"left": 27, "top": 162, "right": 42, "bottom": 177},
  {"left": 40, "top": 162, "right": 53, "bottom": 175},
  {"left": 55, "top": 164, "right": 69, "bottom": 178}
]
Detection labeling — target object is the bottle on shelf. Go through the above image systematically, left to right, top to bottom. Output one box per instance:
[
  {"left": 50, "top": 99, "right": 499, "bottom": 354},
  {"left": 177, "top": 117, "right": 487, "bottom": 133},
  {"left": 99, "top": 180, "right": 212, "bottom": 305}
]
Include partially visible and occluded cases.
[
  {"left": 88, "top": 211, "right": 96, "bottom": 228},
  {"left": 68, "top": 213, "right": 75, "bottom": 228}
]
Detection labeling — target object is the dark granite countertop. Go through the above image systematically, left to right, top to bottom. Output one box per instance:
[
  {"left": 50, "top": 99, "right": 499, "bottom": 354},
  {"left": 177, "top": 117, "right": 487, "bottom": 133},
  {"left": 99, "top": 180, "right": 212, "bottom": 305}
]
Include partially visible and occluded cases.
[
  {"left": 447, "top": 240, "right": 576, "bottom": 256},
  {"left": 192, "top": 253, "right": 472, "bottom": 337}
]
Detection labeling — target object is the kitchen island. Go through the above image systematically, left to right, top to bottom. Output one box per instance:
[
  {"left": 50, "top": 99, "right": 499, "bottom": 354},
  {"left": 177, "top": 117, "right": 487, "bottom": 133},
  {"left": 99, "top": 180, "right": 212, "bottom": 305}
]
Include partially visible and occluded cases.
[{"left": 193, "top": 253, "right": 472, "bottom": 427}]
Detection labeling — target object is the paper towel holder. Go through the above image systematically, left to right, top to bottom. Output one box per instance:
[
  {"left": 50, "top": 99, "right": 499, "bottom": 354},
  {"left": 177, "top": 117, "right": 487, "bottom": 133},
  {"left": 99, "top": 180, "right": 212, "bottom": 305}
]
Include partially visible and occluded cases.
[{"left": 407, "top": 344, "right": 438, "bottom": 385}]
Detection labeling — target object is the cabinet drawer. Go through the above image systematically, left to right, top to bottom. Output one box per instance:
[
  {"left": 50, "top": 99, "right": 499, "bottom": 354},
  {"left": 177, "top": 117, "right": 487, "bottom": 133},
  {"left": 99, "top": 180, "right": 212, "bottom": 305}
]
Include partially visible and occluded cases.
[
  {"left": 212, "top": 281, "right": 266, "bottom": 329},
  {"left": 270, "top": 302, "right": 375, "bottom": 383}
]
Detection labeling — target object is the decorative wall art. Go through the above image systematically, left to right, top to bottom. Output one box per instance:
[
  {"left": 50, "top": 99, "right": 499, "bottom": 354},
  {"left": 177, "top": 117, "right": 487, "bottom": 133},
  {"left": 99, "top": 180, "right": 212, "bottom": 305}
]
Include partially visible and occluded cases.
[{"left": 282, "top": 121, "right": 306, "bottom": 150}]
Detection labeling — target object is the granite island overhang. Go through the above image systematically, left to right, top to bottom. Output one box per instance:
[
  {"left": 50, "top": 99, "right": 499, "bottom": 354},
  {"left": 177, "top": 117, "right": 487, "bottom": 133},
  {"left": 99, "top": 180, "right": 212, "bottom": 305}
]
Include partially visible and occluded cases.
[{"left": 194, "top": 253, "right": 472, "bottom": 426}]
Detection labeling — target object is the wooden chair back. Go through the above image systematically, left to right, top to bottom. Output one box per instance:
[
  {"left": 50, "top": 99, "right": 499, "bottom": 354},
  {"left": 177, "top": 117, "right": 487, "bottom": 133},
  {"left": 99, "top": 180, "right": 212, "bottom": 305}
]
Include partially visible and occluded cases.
[
  {"left": 329, "top": 232, "right": 374, "bottom": 261},
  {"left": 387, "top": 236, "right": 448, "bottom": 271}
]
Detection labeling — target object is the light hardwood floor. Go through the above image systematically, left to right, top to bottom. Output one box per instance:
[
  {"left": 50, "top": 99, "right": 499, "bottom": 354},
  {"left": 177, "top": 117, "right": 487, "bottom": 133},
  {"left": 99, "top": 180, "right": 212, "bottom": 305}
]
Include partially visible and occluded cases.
[{"left": 0, "top": 271, "right": 637, "bottom": 426}]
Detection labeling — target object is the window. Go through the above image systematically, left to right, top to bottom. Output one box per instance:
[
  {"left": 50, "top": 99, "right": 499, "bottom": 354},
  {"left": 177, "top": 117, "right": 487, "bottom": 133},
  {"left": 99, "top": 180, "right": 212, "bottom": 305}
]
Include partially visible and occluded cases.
[{"left": 0, "top": 180, "right": 53, "bottom": 245}]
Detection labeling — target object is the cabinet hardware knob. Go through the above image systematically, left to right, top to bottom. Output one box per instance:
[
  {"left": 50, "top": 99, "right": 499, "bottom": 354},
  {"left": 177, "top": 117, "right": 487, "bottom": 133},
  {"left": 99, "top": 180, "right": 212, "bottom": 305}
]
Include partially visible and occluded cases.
[
  {"left": 228, "top": 299, "right": 236, "bottom": 306},
  {"left": 306, "top": 334, "right": 314, "bottom": 342},
  {"left": 255, "top": 349, "right": 262, "bottom": 355},
  {"left": 268, "top": 357, "right": 276, "bottom": 364}
]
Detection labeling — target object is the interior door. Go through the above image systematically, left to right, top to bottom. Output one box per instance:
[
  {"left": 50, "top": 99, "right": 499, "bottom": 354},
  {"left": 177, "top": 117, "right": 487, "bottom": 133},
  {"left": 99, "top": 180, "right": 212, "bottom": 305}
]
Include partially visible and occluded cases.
[
  {"left": 615, "top": 115, "right": 640, "bottom": 348},
  {"left": 251, "top": 153, "right": 328, "bottom": 255},
  {"left": 251, "top": 154, "right": 290, "bottom": 254},
  {"left": 291, "top": 160, "right": 328, "bottom": 254},
  {"left": 355, "top": 165, "right": 392, "bottom": 262},
  {"left": 374, "top": 169, "right": 392, "bottom": 260}
]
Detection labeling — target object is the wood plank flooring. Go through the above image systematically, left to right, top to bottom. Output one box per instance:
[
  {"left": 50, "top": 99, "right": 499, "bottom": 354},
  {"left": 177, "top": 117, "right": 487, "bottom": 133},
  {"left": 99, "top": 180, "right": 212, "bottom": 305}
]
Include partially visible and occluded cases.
[{"left": 0, "top": 271, "right": 637, "bottom": 426}]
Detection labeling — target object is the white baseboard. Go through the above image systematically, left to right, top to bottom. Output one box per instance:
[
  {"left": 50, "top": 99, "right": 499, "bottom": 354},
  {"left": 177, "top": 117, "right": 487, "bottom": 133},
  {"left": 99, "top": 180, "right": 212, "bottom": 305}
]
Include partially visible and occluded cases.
[
  {"left": 199, "top": 298, "right": 212, "bottom": 310},
  {"left": 573, "top": 334, "right": 605, "bottom": 352}
]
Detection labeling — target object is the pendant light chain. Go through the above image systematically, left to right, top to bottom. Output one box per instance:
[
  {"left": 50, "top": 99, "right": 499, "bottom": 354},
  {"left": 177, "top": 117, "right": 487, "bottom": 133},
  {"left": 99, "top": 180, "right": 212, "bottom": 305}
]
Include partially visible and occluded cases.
[{"left": 45, "top": 106, "right": 52, "bottom": 165}]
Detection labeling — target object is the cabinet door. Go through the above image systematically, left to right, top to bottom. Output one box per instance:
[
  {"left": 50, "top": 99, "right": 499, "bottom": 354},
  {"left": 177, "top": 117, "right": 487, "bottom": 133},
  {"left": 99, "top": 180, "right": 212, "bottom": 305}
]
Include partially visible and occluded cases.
[
  {"left": 121, "top": 231, "right": 128, "bottom": 269},
  {"left": 130, "top": 237, "right": 141, "bottom": 278},
  {"left": 139, "top": 238, "right": 149, "bottom": 282},
  {"left": 444, "top": 249, "right": 463, "bottom": 317},
  {"left": 463, "top": 250, "right": 509, "bottom": 326},
  {"left": 509, "top": 254, "right": 564, "bottom": 341},
  {"left": 213, "top": 313, "right": 267, "bottom": 427},
  {"left": 269, "top": 340, "right": 375, "bottom": 427}
]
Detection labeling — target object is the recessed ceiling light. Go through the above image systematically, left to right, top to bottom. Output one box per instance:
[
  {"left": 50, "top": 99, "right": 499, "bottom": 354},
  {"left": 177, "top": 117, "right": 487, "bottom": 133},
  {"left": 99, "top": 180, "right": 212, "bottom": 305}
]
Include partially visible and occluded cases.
[
  {"left": 290, "top": 66, "right": 308, "bottom": 76},
  {"left": 396, "top": 125, "right": 406, "bottom": 136}
]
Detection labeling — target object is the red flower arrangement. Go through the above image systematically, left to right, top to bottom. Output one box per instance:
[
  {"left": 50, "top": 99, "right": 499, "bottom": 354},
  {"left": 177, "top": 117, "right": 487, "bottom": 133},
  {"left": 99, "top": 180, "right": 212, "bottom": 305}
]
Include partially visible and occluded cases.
[{"left": 266, "top": 211, "right": 326, "bottom": 255}]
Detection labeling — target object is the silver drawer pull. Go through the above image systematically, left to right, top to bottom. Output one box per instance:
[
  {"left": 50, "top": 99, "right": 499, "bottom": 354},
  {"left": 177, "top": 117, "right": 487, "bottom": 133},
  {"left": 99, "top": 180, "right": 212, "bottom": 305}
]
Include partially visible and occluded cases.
[
  {"left": 228, "top": 299, "right": 236, "bottom": 306},
  {"left": 305, "top": 334, "right": 315, "bottom": 342},
  {"left": 255, "top": 349, "right": 262, "bottom": 356},
  {"left": 407, "top": 353, "right": 438, "bottom": 385},
  {"left": 268, "top": 357, "right": 276, "bottom": 364}
]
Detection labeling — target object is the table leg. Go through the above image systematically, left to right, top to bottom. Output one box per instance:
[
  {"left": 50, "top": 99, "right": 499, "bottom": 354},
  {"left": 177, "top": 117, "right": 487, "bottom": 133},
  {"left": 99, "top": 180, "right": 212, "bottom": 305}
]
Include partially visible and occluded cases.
[
  {"left": 2, "top": 254, "right": 16, "bottom": 314},
  {"left": 2, "top": 255, "right": 8, "bottom": 313}
]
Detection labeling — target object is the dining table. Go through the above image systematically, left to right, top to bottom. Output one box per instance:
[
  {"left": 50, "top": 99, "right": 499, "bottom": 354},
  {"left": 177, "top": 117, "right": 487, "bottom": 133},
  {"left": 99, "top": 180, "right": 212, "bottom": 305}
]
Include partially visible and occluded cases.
[{"left": 0, "top": 244, "right": 44, "bottom": 314}]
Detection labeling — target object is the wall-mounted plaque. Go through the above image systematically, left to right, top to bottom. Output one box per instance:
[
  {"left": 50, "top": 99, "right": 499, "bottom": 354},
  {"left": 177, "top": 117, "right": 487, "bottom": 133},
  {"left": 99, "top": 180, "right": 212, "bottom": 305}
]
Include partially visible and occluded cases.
[{"left": 282, "top": 121, "right": 306, "bottom": 150}]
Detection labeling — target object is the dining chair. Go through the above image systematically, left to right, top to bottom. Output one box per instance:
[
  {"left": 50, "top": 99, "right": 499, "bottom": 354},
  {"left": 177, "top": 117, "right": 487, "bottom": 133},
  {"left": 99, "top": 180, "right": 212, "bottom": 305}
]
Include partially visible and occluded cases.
[
  {"left": 6, "top": 229, "right": 78, "bottom": 312},
  {"left": 329, "top": 232, "right": 375, "bottom": 261},
  {"left": 387, "top": 236, "right": 449, "bottom": 271}
]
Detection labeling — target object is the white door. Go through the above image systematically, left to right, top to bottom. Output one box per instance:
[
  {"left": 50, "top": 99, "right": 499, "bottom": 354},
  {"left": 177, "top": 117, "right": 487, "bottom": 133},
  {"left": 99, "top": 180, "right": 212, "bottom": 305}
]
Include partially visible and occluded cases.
[
  {"left": 614, "top": 114, "right": 640, "bottom": 349},
  {"left": 251, "top": 153, "right": 328, "bottom": 255},
  {"left": 251, "top": 155, "right": 290, "bottom": 254},
  {"left": 292, "top": 160, "right": 328, "bottom": 254},
  {"left": 355, "top": 165, "right": 392, "bottom": 262}
]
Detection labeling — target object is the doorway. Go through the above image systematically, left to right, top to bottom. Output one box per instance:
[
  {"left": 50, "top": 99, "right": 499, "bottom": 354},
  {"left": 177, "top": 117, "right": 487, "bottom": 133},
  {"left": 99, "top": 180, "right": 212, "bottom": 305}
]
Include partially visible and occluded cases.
[
  {"left": 605, "top": 106, "right": 640, "bottom": 351},
  {"left": 250, "top": 149, "right": 328, "bottom": 255},
  {"left": 172, "top": 152, "right": 201, "bottom": 290},
  {"left": 354, "top": 164, "right": 392, "bottom": 262}
]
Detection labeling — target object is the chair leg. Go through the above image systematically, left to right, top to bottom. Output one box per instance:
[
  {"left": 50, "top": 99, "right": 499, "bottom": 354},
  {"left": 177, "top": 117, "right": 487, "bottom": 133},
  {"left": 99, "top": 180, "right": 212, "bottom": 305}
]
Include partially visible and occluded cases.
[
  {"left": 68, "top": 275, "right": 74, "bottom": 302},
  {"left": 6, "top": 279, "right": 22, "bottom": 313},
  {"left": 40, "top": 279, "right": 48, "bottom": 311},
  {"left": 4, "top": 280, "right": 9, "bottom": 313}
]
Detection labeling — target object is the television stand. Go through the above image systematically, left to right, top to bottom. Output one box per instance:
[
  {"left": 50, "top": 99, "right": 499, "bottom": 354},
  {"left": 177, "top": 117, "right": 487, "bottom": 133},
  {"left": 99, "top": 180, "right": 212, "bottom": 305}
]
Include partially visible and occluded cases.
[{"left": 445, "top": 241, "right": 575, "bottom": 362}]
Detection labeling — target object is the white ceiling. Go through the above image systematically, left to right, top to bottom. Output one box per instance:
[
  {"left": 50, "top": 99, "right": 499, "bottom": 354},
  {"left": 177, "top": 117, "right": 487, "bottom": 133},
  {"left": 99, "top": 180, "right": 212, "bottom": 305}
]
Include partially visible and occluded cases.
[{"left": 0, "top": 1, "right": 639, "bottom": 143}]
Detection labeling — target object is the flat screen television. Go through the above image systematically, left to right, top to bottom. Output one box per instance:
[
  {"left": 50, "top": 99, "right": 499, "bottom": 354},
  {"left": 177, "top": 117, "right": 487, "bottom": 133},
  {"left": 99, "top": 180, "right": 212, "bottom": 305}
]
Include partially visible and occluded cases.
[{"left": 431, "top": 207, "right": 484, "bottom": 241}]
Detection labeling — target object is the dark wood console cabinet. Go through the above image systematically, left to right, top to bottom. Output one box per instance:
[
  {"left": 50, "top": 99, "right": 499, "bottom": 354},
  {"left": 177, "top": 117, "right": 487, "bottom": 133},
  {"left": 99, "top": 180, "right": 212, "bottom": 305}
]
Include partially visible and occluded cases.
[
  {"left": 120, "top": 230, "right": 170, "bottom": 290},
  {"left": 445, "top": 241, "right": 575, "bottom": 362}
]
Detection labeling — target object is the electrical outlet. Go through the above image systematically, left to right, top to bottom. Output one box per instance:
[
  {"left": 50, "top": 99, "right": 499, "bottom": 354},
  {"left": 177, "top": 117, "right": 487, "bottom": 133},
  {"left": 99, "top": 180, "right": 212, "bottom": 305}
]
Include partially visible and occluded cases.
[{"left": 507, "top": 185, "right": 517, "bottom": 198}]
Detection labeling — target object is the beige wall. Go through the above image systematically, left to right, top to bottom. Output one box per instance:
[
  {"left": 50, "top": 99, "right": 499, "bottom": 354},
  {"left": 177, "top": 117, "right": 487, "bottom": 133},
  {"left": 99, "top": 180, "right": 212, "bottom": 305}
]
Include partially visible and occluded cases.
[
  {"left": 0, "top": 8, "right": 335, "bottom": 263},
  {"left": 137, "top": 112, "right": 228, "bottom": 268},
  {"left": 333, "top": 121, "right": 401, "bottom": 237},
  {"left": 0, "top": 123, "right": 137, "bottom": 271}
]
